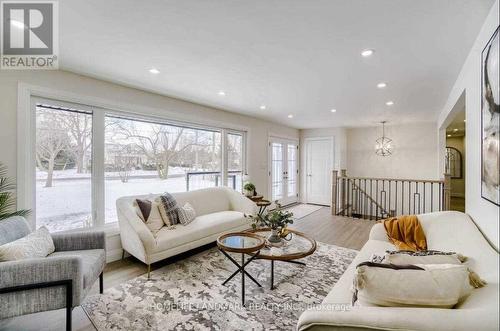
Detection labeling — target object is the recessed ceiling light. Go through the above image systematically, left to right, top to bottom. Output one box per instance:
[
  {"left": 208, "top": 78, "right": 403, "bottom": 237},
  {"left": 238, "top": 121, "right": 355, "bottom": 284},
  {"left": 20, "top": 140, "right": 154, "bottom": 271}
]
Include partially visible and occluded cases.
[
  {"left": 10, "top": 19, "right": 25, "bottom": 29},
  {"left": 361, "top": 49, "right": 375, "bottom": 57},
  {"left": 149, "top": 68, "right": 160, "bottom": 74},
  {"left": 377, "top": 82, "right": 387, "bottom": 88},
  {"left": 218, "top": 90, "right": 226, "bottom": 96},
  {"left": 385, "top": 101, "right": 394, "bottom": 106},
  {"left": 260, "top": 105, "right": 266, "bottom": 110},
  {"left": 330, "top": 109, "right": 337, "bottom": 113},
  {"left": 287, "top": 114, "right": 294, "bottom": 119},
  {"left": 453, "top": 129, "right": 458, "bottom": 132},
  {"left": 447, "top": 134, "right": 452, "bottom": 137}
]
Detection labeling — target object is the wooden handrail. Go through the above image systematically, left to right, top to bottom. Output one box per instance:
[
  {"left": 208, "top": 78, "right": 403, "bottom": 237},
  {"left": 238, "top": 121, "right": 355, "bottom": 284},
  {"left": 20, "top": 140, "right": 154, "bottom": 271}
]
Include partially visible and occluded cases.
[{"left": 338, "top": 175, "right": 444, "bottom": 184}]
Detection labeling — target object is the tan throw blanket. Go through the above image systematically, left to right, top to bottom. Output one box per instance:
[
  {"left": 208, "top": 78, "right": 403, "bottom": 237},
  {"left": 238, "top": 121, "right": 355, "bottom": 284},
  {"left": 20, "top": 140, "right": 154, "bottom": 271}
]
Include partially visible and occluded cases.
[{"left": 383, "top": 215, "right": 427, "bottom": 251}]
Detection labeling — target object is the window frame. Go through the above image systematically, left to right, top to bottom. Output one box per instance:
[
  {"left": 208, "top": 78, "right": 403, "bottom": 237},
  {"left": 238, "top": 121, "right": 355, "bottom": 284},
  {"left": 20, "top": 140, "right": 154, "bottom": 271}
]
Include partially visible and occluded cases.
[
  {"left": 18, "top": 84, "right": 247, "bottom": 232},
  {"left": 226, "top": 130, "right": 247, "bottom": 190}
]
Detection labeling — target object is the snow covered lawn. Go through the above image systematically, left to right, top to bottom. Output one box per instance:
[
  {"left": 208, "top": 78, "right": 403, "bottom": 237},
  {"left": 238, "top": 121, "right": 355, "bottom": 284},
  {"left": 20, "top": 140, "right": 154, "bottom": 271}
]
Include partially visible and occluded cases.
[{"left": 36, "top": 175, "right": 217, "bottom": 232}]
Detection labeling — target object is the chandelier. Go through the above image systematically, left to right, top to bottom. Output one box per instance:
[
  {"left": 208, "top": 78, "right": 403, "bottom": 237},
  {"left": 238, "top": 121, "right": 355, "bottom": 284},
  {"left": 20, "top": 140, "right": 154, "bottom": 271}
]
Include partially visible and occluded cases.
[{"left": 375, "top": 121, "right": 393, "bottom": 156}]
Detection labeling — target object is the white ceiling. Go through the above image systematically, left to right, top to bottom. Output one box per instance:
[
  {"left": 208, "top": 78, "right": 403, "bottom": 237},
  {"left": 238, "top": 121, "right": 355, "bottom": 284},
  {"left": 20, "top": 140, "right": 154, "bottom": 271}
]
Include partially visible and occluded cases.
[{"left": 59, "top": 0, "right": 494, "bottom": 129}]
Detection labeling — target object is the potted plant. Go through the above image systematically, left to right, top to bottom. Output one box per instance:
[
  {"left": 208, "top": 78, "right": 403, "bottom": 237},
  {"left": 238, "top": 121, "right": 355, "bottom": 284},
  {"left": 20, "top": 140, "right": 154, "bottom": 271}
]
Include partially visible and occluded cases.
[
  {"left": 0, "top": 163, "right": 30, "bottom": 221},
  {"left": 243, "top": 182, "right": 256, "bottom": 197},
  {"left": 247, "top": 201, "right": 294, "bottom": 243}
]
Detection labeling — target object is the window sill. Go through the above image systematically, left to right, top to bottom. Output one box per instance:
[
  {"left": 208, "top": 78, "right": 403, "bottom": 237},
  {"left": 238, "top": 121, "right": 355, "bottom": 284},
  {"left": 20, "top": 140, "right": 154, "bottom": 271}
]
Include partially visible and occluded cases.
[{"left": 98, "top": 223, "right": 121, "bottom": 237}]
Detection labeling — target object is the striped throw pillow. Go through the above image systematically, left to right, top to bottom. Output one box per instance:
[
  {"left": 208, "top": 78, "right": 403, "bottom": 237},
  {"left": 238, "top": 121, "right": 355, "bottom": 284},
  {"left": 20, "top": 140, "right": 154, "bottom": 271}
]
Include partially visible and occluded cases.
[{"left": 158, "top": 192, "right": 180, "bottom": 225}]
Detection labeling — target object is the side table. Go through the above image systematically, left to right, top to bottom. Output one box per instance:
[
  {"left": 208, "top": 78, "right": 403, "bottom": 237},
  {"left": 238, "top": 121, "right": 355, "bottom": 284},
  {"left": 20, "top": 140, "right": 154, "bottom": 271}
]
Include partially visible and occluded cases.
[{"left": 217, "top": 232, "right": 266, "bottom": 306}]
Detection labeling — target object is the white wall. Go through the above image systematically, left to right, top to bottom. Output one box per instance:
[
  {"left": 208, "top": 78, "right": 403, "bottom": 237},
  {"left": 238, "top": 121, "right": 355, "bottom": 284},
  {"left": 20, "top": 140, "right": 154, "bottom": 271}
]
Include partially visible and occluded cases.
[
  {"left": 437, "top": 0, "right": 499, "bottom": 250},
  {"left": 0, "top": 70, "right": 298, "bottom": 261},
  {"left": 346, "top": 122, "right": 440, "bottom": 180},
  {"left": 299, "top": 127, "right": 347, "bottom": 203}
]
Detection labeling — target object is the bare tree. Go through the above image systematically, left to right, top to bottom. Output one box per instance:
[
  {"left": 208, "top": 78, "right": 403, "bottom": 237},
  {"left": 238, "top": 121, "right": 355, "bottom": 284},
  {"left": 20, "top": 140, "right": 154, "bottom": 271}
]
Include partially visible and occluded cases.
[
  {"left": 63, "top": 112, "right": 92, "bottom": 174},
  {"left": 36, "top": 114, "right": 69, "bottom": 187},
  {"left": 110, "top": 120, "right": 210, "bottom": 179},
  {"left": 115, "top": 145, "right": 134, "bottom": 183}
]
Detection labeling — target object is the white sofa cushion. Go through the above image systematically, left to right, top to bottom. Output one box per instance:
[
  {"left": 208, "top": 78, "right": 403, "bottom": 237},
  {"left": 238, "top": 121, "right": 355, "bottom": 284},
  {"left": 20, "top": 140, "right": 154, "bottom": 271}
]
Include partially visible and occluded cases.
[
  {"left": 172, "top": 188, "right": 231, "bottom": 217},
  {"left": 134, "top": 199, "right": 164, "bottom": 234},
  {"left": 152, "top": 211, "right": 248, "bottom": 253},
  {"left": 321, "top": 239, "right": 395, "bottom": 305},
  {"left": 354, "top": 263, "right": 473, "bottom": 308}
]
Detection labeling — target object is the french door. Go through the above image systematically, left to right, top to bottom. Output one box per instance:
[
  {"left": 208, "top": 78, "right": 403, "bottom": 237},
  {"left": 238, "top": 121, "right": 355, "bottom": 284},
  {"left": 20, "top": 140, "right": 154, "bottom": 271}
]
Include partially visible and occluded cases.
[{"left": 269, "top": 138, "right": 299, "bottom": 206}]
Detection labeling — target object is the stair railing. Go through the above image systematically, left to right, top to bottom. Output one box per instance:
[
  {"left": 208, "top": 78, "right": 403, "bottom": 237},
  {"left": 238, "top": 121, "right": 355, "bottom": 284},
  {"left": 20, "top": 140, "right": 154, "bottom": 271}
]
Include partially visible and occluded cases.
[{"left": 331, "top": 170, "right": 451, "bottom": 221}]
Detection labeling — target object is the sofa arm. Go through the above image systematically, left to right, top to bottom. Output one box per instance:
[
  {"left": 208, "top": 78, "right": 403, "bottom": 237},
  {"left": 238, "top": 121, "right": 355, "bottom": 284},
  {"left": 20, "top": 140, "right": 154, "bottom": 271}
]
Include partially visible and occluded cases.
[
  {"left": 226, "top": 188, "right": 258, "bottom": 215},
  {"left": 117, "top": 204, "right": 156, "bottom": 256},
  {"left": 368, "top": 223, "right": 389, "bottom": 242},
  {"left": 51, "top": 230, "right": 106, "bottom": 252},
  {"left": 0, "top": 255, "right": 84, "bottom": 312},
  {"left": 298, "top": 306, "right": 497, "bottom": 331}
]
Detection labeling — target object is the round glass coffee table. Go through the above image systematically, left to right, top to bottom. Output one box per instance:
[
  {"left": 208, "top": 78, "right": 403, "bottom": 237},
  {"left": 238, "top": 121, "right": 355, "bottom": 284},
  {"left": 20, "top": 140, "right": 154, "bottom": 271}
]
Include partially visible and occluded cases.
[
  {"left": 248, "top": 228, "right": 317, "bottom": 289},
  {"left": 217, "top": 232, "right": 266, "bottom": 306}
]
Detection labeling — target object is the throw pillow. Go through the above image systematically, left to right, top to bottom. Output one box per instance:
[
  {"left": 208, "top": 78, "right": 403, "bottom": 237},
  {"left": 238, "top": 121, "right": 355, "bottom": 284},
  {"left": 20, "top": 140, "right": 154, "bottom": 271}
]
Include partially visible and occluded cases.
[
  {"left": 158, "top": 192, "right": 180, "bottom": 225},
  {"left": 134, "top": 198, "right": 164, "bottom": 234},
  {"left": 178, "top": 202, "right": 196, "bottom": 225},
  {"left": 0, "top": 226, "right": 55, "bottom": 261},
  {"left": 383, "top": 250, "right": 467, "bottom": 265},
  {"left": 352, "top": 261, "right": 473, "bottom": 308}
]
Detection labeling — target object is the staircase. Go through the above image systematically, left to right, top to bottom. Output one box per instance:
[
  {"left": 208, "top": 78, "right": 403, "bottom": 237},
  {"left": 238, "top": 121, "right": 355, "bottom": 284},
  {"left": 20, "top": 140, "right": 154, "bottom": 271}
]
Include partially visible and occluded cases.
[{"left": 331, "top": 170, "right": 451, "bottom": 221}]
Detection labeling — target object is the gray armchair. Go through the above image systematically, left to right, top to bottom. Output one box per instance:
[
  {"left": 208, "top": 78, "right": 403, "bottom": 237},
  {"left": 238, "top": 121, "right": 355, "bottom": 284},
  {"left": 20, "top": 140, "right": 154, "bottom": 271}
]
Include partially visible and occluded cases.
[{"left": 0, "top": 216, "right": 106, "bottom": 331}]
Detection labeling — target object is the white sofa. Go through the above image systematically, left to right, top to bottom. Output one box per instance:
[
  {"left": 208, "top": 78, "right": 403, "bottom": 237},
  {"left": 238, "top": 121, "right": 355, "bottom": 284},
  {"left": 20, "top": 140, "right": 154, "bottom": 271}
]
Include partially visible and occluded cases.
[
  {"left": 116, "top": 187, "right": 257, "bottom": 276},
  {"left": 298, "top": 211, "right": 499, "bottom": 331}
]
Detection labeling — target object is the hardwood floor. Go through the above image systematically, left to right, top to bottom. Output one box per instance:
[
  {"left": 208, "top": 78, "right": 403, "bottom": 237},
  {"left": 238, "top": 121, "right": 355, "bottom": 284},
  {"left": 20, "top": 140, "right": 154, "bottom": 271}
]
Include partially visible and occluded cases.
[
  {"left": 0, "top": 206, "right": 375, "bottom": 331},
  {"left": 290, "top": 206, "right": 375, "bottom": 250}
]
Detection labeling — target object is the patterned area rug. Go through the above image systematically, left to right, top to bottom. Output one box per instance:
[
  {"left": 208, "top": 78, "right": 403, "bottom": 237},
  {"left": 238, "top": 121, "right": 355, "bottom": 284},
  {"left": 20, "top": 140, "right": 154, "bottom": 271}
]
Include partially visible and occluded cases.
[{"left": 82, "top": 242, "right": 357, "bottom": 330}]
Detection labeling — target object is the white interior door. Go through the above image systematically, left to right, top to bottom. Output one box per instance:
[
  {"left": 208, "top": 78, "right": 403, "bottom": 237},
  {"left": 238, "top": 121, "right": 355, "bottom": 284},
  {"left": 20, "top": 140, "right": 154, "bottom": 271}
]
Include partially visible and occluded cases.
[
  {"left": 270, "top": 138, "right": 298, "bottom": 206},
  {"left": 306, "top": 138, "right": 333, "bottom": 205}
]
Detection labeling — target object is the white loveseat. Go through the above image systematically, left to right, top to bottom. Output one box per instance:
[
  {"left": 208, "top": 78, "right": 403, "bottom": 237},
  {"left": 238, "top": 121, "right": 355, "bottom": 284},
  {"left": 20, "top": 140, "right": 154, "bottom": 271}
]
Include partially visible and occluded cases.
[
  {"left": 116, "top": 187, "right": 256, "bottom": 276},
  {"left": 298, "top": 211, "right": 499, "bottom": 331}
]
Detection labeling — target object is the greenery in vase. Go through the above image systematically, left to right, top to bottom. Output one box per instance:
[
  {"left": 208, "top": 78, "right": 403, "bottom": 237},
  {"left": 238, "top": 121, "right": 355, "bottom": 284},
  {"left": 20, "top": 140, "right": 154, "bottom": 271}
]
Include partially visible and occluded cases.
[
  {"left": 0, "top": 163, "right": 30, "bottom": 221},
  {"left": 243, "top": 182, "right": 256, "bottom": 196},
  {"left": 243, "top": 182, "right": 255, "bottom": 192},
  {"left": 248, "top": 201, "right": 294, "bottom": 230}
]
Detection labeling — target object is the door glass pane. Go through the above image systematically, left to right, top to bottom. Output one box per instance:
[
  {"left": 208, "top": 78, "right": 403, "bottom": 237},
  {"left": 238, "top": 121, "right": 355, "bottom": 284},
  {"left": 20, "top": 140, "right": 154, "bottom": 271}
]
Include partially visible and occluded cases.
[
  {"left": 36, "top": 104, "right": 92, "bottom": 232},
  {"left": 104, "top": 116, "right": 221, "bottom": 223},
  {"left": 227, "top": 133, "right": 243, "bottom": 191},
  {"left": 271, "top": 143, "right": 283, "bottom": 200},
  {"left": 287, "top": 144, "right": 297, "bottom": 197}
]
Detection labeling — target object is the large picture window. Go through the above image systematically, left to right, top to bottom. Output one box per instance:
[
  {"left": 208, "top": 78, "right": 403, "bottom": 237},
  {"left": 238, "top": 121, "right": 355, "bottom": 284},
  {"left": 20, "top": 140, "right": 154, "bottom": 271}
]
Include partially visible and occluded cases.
[
  {"left": 32, "top": 98, "right": 245, "bottom": 231},
  {"left": 35, "top": 104, "right": 93, "bottom": 232},
  {"left": 104, "top": 115, "right": 222, "bottom": 223}
]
